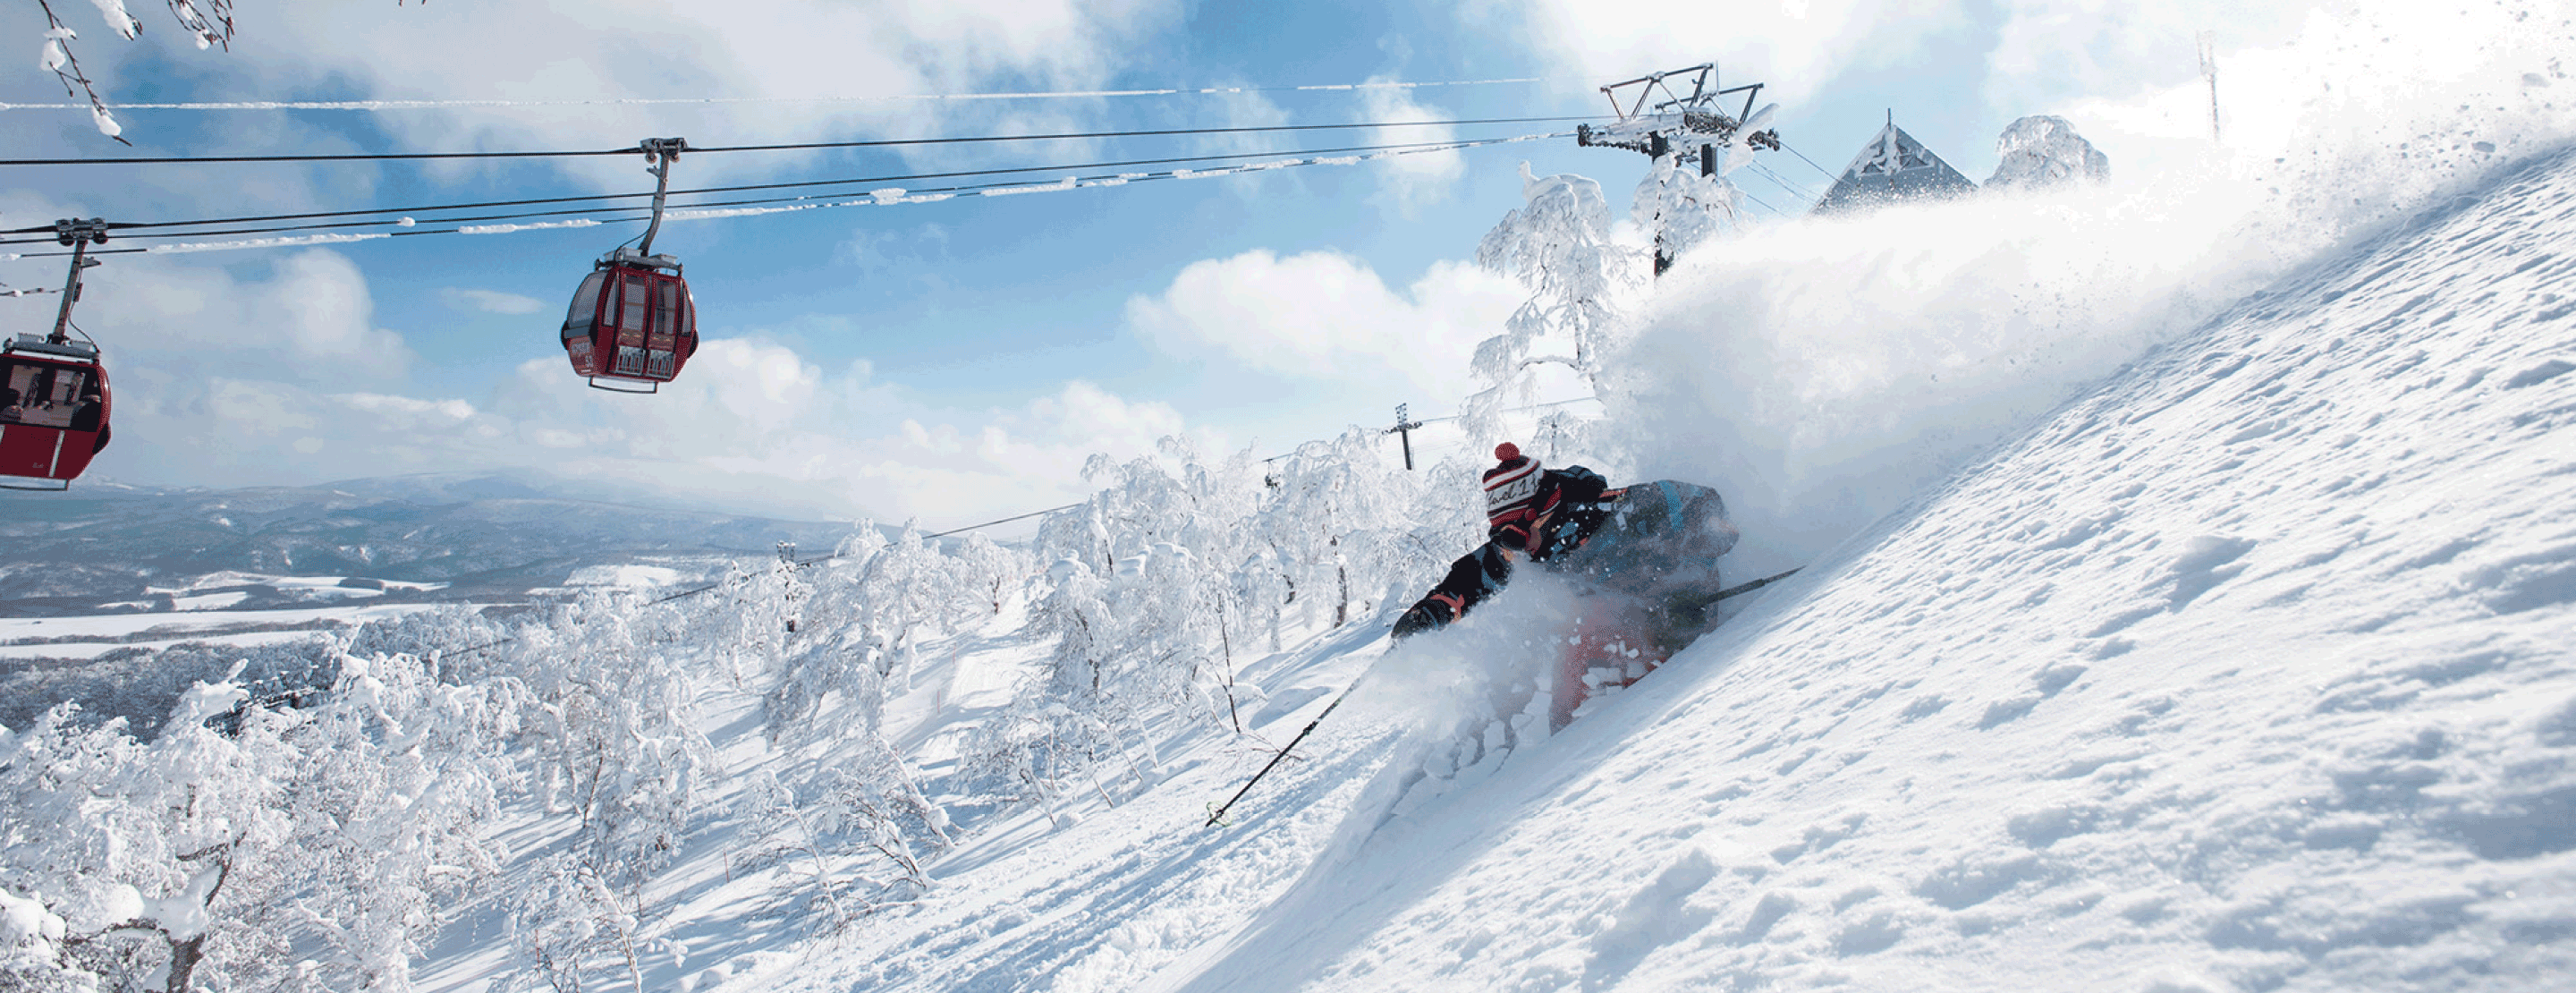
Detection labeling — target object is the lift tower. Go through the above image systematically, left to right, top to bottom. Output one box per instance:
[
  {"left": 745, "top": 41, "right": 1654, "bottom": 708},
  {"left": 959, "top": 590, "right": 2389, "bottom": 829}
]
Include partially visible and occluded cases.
[{"left": 1577, "top": 64, "right": 1780, "bottom": 276}]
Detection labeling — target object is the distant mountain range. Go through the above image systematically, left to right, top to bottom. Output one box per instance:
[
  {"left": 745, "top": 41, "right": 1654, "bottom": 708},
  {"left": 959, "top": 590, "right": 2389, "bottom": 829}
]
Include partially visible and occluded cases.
[{"left": 0, "top": 471, "right": 873, "bottom": 616}]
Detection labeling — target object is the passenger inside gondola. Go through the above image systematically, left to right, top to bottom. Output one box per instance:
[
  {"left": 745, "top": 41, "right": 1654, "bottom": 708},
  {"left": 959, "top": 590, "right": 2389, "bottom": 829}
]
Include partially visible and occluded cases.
[
  {"left": 2, "top": 363, "right": 87, "bottom": 429},
  {"left": 1, "top": 365, "right": 24, "bottom": 421},
  {"left": 71, "top": 390, "right": 103, "bottom": 432}
]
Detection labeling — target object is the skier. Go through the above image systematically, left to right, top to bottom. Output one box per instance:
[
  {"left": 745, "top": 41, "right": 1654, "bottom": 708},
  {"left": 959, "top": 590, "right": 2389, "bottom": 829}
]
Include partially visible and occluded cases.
[{"left": 1393, "top": 443, "right": 1740, "bottom": 726}]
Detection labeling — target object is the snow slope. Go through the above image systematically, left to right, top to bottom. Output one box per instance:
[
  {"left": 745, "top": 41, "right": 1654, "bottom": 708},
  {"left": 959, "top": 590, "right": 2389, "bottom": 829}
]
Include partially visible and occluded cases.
[
  {"left": 1151, "top": 148, "right": 2576, "bottom": 992},
  {"left": 695, "top": 149, "right": 2576, "bottom": 993}
]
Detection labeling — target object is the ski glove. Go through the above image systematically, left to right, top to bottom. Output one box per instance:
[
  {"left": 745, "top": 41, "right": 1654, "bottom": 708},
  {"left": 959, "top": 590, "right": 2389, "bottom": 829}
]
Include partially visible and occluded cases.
[{"left": 1392, "top": 602, "right": 1445, "bottom": 641}]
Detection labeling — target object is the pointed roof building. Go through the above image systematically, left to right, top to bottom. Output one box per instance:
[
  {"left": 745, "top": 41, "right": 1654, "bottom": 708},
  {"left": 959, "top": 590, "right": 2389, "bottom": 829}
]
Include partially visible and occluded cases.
[{"left": 1809, "top": 118, "right": 1978, "bottom": 215}]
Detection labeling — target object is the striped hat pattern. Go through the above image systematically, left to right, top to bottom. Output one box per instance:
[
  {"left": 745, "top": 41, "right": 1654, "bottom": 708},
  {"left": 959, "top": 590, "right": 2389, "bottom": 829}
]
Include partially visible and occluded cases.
[{"left": 1483, "top": 442, "right": 1542, "bottom": 542}]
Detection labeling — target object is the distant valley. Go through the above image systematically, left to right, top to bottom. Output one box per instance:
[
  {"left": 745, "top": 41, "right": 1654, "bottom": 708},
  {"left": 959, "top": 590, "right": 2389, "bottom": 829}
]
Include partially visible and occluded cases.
[{"left": 0, "top": 471, "right": 873, "bottom": 618}]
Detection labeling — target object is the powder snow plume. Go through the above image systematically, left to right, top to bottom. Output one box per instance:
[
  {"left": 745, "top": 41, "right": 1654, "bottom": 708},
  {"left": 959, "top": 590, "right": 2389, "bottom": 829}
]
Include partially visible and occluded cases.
[{"left": 1601, "top": 0, "right": 2576, "bottom": 577}]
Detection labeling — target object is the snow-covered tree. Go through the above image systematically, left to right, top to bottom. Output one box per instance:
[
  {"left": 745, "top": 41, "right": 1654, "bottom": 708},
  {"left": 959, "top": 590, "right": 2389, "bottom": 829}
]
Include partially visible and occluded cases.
[
  {"left": 1984, "top": 115, "right": 2112, "bottom": 191},
  {"left": 1631, "top": 154, "right": 1742, "bottom": 269},
  {"left": 1467, "top": 164, "right": 1645, "bottom": 445},
  {"left": 1260, "top": 429, "right": 1439, "bottom": 631},
  {"left": 977, "top": 431, "right": 1480, "bottom": 819},
  {"left": 841, "top": 522, "right": 977, "bottom": 692},
  {"left": 951, "top": 533, "right": 1030, "bottom": 616},
  {"left": 692, "top": 556, "right": 809, "bottom": 692},
  {"left": 508, "top": 594, "right": 718, "bottom": 896},
  {"left": 0, "top": 649, "right": 525, "bottom": 993},
  {"left": 275, "top": 650, "right": 527, "bottom": 993},
  {"left": 0, "top": 675, "right": 300, "bottom": 993},
  {"left": 511, "top": 853, "right": 657, "bottom": 993}
]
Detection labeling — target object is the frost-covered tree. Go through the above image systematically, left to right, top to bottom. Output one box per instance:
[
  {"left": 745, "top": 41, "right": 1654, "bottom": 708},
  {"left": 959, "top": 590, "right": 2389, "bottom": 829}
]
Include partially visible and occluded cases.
[
  {"left": 1984, "top": 115, "right": 2112, "bottom": 191},
  {"left": 1632, "top": 153, "right": 1742, "bottom": 269},
  {"left": 1467, "top": 164, "right": 1645, "bottom": 444},
  {"left": 1260, "top": 429, "right": 1438, "bottom": 631},
  {"left": 978, "top": 432, "right": 1474, "bottom": 819},
  {"left": 983, "top": 443, "right": 1268, "bottom": 816},
  {"left": 1031, "top": 500, "right": 1115, "bottom": 576},
  {"left": 841, "top": 522, "right": 977, "bottom": 692},
  {"left": 952, "top": 533, "right": 1030, "bottom": 616},
  {"left": 744, "top": 534, "right": 954, "bottom": 938},
  {"left": 964, "top": 555, "right": 1138, "bottom": 822},
  {"left": 693, "top": 556, "right": 809, "bottom": 692},
  {"left": 1035, "top": 557, "right": 1115, "bottom": 702},
  {"left": 508, "top": 594, "right": 717, "bottom": 895},
  {"left": 0, "top": 650, "right": 524, "bottom": 993},
  {"left": 276, "top": 650, "right": 527, "bottom": 993},
  {"left": 0, "top": 675, "right": 301, "bottom": 993},
  {"left": 733, "top": 760, "right": 945, "bottom": 938},
  {"left": 512, "top": 853, "right": 657, "bottom": 993},
  {"left": 0, "top": 883, "right": 78, "bottom": 990}
]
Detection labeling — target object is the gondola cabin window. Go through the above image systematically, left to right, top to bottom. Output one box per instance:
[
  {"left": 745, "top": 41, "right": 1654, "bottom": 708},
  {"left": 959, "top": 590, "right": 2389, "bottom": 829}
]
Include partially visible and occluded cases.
[
  {"left": 563, "top": 269, "right": 607, "bottom": 377},
  {"left": 1, "top": 361, "right": 92, "bottom": 429}
]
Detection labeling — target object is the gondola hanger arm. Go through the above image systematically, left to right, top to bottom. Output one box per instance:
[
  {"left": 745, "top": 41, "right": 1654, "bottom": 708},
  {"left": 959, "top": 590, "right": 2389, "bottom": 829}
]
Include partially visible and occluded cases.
[{"left": 633, "top": 138, "right": 688, "bottom": 259}]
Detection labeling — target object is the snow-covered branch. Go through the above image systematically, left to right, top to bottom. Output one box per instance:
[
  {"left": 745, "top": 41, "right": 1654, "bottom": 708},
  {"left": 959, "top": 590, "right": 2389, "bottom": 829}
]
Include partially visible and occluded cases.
[{"left": 24, "top": 0, "right": 235, "bottom": 143}]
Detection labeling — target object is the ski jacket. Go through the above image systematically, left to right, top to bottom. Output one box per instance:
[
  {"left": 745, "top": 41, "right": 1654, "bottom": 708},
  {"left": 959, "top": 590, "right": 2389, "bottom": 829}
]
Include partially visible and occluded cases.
[{"left": 1393, "top": 469, "right": 1739, "bottom": 640}]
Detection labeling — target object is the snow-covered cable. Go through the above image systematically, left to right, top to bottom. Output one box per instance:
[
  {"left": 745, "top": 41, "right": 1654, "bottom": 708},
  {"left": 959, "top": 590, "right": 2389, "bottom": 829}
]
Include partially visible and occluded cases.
[
  {"left": 0, "top": 76, "right": 1547, "bottom": 112},
  {"left": 0, "top": 115, "right": 1599, "bottom": 167},
  {"left": 3, "top": 131, "right": 1542, "bottom": 242},
  {"left": 0, "top": 132, "right": 1572, "bottom": 257},
  {"left": 1778, "top": 139, "right": 1841, "bottom": 182},
  {"left": 1736, "top": 165, "right": 1818, "bottom": 216}
]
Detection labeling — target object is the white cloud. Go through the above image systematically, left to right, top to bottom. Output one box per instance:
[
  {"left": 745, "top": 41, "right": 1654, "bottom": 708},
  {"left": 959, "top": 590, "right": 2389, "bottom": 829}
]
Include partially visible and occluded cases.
[
  {"left": 216, "top": 0, "right": 1186, "bottom": 191},
  {"left": 1491, "top": 0, "right": 1971, "bottom": 106},
  {"left": 1980, "top": 1, "right": 2320, "bottom": 119},
  {"left": 1490, "top": 2, "right": 2322, "bottom": 149},
  {"left": 1360, "top": 77, "right": 1467, "bottom": 216},
  {"left": 4, "top": 223, "right": 1208, "bottom": 525},
  {"left": 49, "top": 246, "right": 418, "bottom": 380},
  {"left": 1126, "top": 249, "right": 1521, "bottom": 400},
  {"left": 264, "top": 251, "right": 410, "bottom": 369},
  {"left": 441, "top": 288, "right": 549, "bottom": 315},
  {"left": 89, "top": 328, "right": 1213, "bottom": 526}
]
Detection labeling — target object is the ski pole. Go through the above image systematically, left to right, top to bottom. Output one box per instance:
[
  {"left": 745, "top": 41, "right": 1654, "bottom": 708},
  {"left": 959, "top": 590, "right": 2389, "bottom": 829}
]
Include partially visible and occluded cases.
[
  {"left": 1709, "top": 566, "right": 1801, "bottom": 603},
  {"left": 1204, "top": 567, "right": 1800, "bottom": 828},
  {"left": 1206, "top": 682, "right": 1359, "bottom": 828}
]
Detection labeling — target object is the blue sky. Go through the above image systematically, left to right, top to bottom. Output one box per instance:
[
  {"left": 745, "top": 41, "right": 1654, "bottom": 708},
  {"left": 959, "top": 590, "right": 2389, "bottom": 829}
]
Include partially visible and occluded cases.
[{"left": 0, "top": 0, "right": 2330, "bottom": 525}]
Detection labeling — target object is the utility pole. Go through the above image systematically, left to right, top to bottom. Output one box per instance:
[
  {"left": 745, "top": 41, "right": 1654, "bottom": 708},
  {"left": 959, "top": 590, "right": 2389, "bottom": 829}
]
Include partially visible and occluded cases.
[
  {"left": 2198, "top": 31, "right": 2222, "bottom": 143},
  {"left": 1576, "top": 64, "right": 1780, "bottom": 277},
  {"left": 1386, "top": 403, "right": 1424, "bottom": 471}
]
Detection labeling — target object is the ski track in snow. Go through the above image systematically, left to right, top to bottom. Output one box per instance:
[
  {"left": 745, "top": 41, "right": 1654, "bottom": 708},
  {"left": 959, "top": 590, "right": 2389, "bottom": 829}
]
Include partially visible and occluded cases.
[{"left": 1148, "top": 147, "right": 2576, "bottom": 993}]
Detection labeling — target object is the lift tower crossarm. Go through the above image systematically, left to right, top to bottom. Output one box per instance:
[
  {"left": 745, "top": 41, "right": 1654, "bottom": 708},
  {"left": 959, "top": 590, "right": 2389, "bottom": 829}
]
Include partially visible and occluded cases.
[{"left": 1576, "top": 65, "right": 1780, "bottom": 160}]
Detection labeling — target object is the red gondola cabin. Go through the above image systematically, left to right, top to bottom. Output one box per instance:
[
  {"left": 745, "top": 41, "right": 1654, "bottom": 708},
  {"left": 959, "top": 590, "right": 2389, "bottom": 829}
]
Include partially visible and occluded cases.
[
  {"left": 562, "top": 249, "right": 698, "bottom": 392},
  {"left": 0, "top": 334, "right": 111, "bottom": 489}
]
